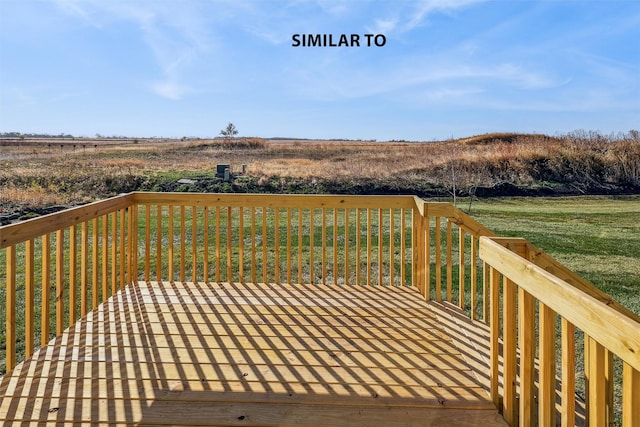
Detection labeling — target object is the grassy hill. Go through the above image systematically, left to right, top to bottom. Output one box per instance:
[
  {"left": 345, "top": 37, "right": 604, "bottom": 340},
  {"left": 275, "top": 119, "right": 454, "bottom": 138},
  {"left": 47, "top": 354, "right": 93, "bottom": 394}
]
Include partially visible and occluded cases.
[{"left": 1, "top": 131, "right": 638, "bottom": 219}]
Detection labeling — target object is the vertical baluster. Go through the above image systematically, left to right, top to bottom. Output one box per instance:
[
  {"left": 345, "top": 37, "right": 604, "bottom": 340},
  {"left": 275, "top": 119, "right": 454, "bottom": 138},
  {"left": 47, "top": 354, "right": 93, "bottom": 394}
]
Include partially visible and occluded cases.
[
  {"left": 131, "top": 203, "right": 138, "bottom": 284},
  {"left": 157, "top": 206, "right": 162, "bottom": 282},
  {"left": 168, "top": 206, "right": 174, "bottom": 282},
  {"left": 180, "top": 206, "right": 186, "bottom": 283},
  {"left": 192, "top": 206, "right": 197, "bottom": 282},
  {"left": 215, "top": 206, "right": 221, "bottom": 282},
  {"left": 144, "top": 207, "right": 151, "bottom": 282},
  {"left": 203, "top": 207, "right": 209, "bottom": 282},
  {"left": 226, "top": 207, "right": 232, "bottom": 282},
  {"left": 239, "top": 207, "right": 244, "bottom": 283},
  {"left": 252, "top": 207, "right": 257, "bottom": 283},
  {"left": 262, "top": 207, "right": 268, "bottom": 284},
  {"left": 274, "top": 207, "right": 280, "bottom": 284},
  {"left": 287, "top": 208, "right": 292, "bottom": 284},
  {"left": 298, "top": 208, "right": 303, "bottom": 285},
  {"left": 309, "top": 208, "right": 315, "bottom": 284},
  {"left": 322, "top": 208, "right": 326, "bottom": 285},
  {"left": 334, "top": 208, "right": 338, "bottom": 285},
  {"left": 345, "top": 208, "right": 349, "bottom": 285},
  {"left": 378, "top": 208, "right": 383, "bottom": 287},
  {"left": 389, "top": 208, "right": 394, "bottom": 287},
  {"left": 119, "top": 209, "right": 125, "bottom": 288},
  {"left": 356, "top": 209, "right": 361, "bottom": 286},
  {"left": 400, "top": 209, "right": 406, "bottom": 286},
  {"left": 411, "top": 209, "right": 418, "bottom": 290},
  {"left": 111, "top": 212, "right": 117, "bottom": 295},
  {"left": 424, "top": 214, "right": 430, "bottom": 297},
  {"left": 102, "top": 215, "right": 108, "bottom": 301},
  {"left": 434, "top": 217, "right": 441, "bottom": 300},
  {"left": 92, "top": 218, "right": 98, "bottom": 308},
  {"left": 446, "top": 219, "right": 453, "bottom": 301},
  {"left": 81, "top": 222, "right": 88, "bottom": 316},
  {"left": 69, "top": 226, "right": 77, "bottom": 323},
  {"left": 459, "top": 228, "right": 465, "bottom": 309},
  {"left": 56, "top": 229, "right": 65, "bottom": 335},
  {"left": 42, "top": 233, "right": 51, "bottom": 346},
  {"left": 471, "top": 235, "right": 478, "bottom": 319},
  {"left": 25, "top": 239, "right": 35, "bottom": 357},
  {"left": 5, "top": 245, "right": 16, "bottom": 371},
  {"left": 482, "top": 262, "right": 489, "bottom": 323},
  {"left": 489, "top": 266, "right": 500, "bottom": 408},
  {"left": 503, "top": 277, "right": 517, "bottom": 425},
  {"left": 518, "top": 288, "right": 536, "bottom": 426},
  {"left": 539, "top": 303, "right": 557, "bottom": 426},
  {"left": 561, "top": 320, "right": 577, "bottom": 426},
  {"left": 586, "top": 336, "right": 607, "bottom": 427},
  {"left": 605, "top": 349, "right": 615, "bottom": 426},
  {"left": 622, "top": 363, "right": 640, "bottom": 427}
]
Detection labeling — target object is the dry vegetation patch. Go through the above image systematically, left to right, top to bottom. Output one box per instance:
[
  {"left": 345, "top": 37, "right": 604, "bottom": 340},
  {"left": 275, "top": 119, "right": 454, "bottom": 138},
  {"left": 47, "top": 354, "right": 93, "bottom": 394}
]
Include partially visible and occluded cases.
[{"left": 1, "top": 132, "right": 638, "bottom": 216}]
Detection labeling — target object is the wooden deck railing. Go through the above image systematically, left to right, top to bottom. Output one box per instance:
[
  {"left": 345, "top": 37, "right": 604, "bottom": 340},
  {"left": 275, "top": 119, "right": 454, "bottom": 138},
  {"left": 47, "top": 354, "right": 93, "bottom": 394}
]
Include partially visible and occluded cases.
[
  {"left": 1, "top": 191, "right": 638, "bottom": 426},
  {"left": 480, "top": 237, "right": 640, "bottom": 426}
]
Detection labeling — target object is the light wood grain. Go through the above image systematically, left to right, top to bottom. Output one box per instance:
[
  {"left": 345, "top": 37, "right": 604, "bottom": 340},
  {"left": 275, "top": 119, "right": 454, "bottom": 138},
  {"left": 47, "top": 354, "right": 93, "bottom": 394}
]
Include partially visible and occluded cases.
[
  {"left": 0, "top": 193, "right": 133, "bottom": 249},
  {"left": 480, "top": 236, "right": 640, "bottom": 372},
  {"left": 0, "top": 280, "right": 505, "bottom": 426}
]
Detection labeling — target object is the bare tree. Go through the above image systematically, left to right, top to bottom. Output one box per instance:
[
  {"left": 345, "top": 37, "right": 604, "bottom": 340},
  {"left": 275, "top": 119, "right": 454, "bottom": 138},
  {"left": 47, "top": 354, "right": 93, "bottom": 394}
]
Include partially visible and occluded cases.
[
  {"left": 220, "top": 122, "right": 238, "bottom": 142},
  {"left": 447, "top": 142, "right": 458, "bottom": 207}
]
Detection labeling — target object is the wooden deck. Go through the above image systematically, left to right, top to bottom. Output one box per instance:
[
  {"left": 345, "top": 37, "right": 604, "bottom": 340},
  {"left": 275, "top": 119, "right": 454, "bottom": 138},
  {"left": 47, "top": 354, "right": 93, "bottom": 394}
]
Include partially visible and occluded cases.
[{"left": 0, "top": 281, "right": 506, "bottom": 426}]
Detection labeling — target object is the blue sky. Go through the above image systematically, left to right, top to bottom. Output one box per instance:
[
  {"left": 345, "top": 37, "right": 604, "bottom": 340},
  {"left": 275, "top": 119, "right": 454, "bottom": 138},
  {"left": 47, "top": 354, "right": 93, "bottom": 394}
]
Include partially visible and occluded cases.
[{"left": 1, "top": 0, "right": 639, "bottom": 141}]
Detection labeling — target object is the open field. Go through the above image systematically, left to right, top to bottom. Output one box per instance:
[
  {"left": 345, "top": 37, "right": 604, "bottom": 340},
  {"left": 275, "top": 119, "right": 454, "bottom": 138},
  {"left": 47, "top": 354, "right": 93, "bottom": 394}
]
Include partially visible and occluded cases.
[
  {"left": 1, "top": 131, "right": 639, "bottom": 219},
  {"left": 469, "top": 196, "right": 640, "bottom": 315}
]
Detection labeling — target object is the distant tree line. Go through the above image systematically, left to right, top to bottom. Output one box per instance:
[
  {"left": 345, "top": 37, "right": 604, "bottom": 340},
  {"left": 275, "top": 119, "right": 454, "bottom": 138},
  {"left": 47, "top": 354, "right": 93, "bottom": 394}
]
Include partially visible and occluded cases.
[{"left": 1, "top": 132, "right": 75, "bottom": 139}]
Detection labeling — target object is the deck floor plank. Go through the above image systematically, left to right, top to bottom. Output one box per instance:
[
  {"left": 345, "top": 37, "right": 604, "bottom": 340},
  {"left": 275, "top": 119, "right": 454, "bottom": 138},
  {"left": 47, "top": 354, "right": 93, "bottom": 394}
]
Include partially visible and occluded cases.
[{"left": 0, "top": 281, "right": 506, "bottom": 426}]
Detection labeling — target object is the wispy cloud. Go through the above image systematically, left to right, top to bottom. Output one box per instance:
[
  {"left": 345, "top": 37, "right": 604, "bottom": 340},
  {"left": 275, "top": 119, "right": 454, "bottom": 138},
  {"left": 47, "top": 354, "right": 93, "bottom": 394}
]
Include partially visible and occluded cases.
[
  {"left": 52, "top": 0, "right": 214, "bottom": 100},
  {"left": 52, "top": 0, "right": 102, "bottom": 28},
  {"left": 314, "top": 0, "right": 353, "bottom": 16},
  {"left": 405, "top": 0, "right": 488, "bottom": 31},
  {"left": 366, "top": 18, "right": 398, "bottom": 35},
  {"left": 151, "top": 81, "right": 192, "bottom": 100}
]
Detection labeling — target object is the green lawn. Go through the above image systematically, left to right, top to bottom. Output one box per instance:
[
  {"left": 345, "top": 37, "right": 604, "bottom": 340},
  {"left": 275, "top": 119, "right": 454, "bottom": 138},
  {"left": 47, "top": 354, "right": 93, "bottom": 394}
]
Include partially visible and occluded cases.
[
  {"left": 1, "top": 195, "right": 639, "bottom": 421},
  {"left": 466, "top": 195, "right": 640, "bottom": 316}
]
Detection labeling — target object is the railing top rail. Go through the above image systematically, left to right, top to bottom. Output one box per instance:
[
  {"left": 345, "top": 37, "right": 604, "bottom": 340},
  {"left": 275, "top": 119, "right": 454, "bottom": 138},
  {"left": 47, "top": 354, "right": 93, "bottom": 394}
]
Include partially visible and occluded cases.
[
  {"left": 132, "top": 192, "right": 417, "bottom": 209},
  {"left": 0, "top": 193, "right": 134, "bottom": 249},
  {"left": 413, "top": 198, "right": 497, "bottom": 238},
  {"left": 480, "top": 235, "right": 640, "bottom": 372},
  {"left": 523, "top": 239, "right": 640, "bottom": 325}
]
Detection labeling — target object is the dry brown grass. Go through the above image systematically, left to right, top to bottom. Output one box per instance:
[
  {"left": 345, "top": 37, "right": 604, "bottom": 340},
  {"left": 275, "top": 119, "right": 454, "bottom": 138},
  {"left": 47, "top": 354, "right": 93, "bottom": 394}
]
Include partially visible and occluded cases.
[
  {"left": 1, "top": 131, "right": 638, "bottom": 212},
  {"left": 0, "top": 183, "right": 69, "bottom": 211}
]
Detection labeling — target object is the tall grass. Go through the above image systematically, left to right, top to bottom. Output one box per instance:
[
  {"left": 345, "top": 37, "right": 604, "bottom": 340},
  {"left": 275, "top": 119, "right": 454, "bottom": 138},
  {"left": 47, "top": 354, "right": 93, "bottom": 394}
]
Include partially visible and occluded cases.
[{"left": 1, "top": 131, "right": 638, "bottom": 214}]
